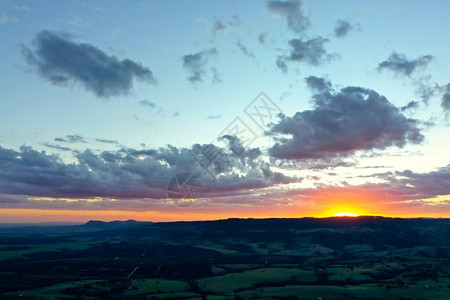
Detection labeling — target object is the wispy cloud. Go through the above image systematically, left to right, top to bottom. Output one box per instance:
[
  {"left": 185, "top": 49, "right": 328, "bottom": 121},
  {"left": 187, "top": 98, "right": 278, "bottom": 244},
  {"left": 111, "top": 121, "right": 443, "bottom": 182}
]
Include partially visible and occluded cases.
[{"left": 182, "top": 48, "right": 218, "bottom": 84}]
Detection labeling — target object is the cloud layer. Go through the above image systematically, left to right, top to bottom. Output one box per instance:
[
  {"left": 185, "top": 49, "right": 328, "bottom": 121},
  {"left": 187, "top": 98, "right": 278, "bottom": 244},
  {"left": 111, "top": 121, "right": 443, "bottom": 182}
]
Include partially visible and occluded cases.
[{"left": 0, "top": 139, "right": 293, "bottom": 202}]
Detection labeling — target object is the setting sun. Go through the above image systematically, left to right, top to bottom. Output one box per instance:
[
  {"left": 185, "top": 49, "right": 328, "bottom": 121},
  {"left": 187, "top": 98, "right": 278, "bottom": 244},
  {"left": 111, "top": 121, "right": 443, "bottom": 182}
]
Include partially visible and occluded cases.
[{"left": 333, "top": 212, "right": 360, "bottom": 217}]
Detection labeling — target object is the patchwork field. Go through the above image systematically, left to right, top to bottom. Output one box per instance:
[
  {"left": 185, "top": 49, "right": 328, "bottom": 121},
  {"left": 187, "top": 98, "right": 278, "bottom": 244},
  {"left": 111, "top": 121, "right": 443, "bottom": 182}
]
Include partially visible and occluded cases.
[{"left": 0, "top": 217, "right": 449, "bottom": 299}]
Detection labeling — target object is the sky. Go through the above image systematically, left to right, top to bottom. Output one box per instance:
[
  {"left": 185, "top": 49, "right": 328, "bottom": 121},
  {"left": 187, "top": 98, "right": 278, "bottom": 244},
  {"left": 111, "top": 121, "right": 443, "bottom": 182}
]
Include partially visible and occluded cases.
[{"left": 0, "top": 0, "right": 450, "bottom": 222}]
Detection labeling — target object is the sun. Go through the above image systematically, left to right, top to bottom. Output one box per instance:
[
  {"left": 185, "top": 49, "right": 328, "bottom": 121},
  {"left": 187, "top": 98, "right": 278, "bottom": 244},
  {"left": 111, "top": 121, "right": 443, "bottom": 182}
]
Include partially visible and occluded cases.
[{"left": 333, "top": 212, "right": 360, "bottom": 217}]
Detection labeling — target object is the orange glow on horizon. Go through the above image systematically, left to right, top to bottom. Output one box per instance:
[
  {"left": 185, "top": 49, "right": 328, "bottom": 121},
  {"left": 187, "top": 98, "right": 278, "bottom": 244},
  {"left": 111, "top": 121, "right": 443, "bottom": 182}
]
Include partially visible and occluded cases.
[{"left": 1, "top": 188, "right": 449, "bottom": 223}]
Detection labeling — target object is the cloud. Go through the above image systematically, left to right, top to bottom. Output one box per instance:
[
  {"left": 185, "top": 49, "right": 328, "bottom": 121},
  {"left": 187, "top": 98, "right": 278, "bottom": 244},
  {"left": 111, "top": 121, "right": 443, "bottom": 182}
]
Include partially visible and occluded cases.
[
  {"left": 267, "top": 0, "right": 309, "bottom": 33},
  {"left": 12, "top": 6, "right": 30, "bottom": 11},
  {"left": 0, "top": 13, "right": 18, "bottom": 24},
  {"left": 211, "top": 15, "right": 241, "bottom": 36},
  {"left": 69, "top": 17, "right": 91, "bottom": 28},
  {"left": 334, "top": 19, "right": 357, "bottom": 38},
  {"left": 22, "top": 30, "right": 156, "bottom": 98},
  {"left": 258, "top": 32, "right": 267, "bottom": 45},
  {"left": 276, "top": 37, "right": 334, "bottom": 72},
  {"left": 235, "top": 40, "right": 256, "bottom": 60},
  {"left": 182, "top": 48, "right": 218, "bottom": 83},
  {"left": 378, "top": 52, "right": 434, "bottom": 77},
  {"left": 212, "top": 67, "right": 222, "bottom": 84},
  {"left": 305, "top": 75, "right": 332, "bottom": 92},
  {"left": 414, "top": 77, "right": 440, "bottom": 105},
  {"left": 267, "top": 78, "right": 424, "bottom": 159},
  {"left": 442, "top": 83, "right": 450, "bottom": 113},
  {"left": 138, "top": 99, "right": 156, "bottom": 108},
  {"left": 138, "top": 99, "right": 163, "bottom": 113},
  {"left": 400, "top": 100, "right": 420, "bottom": 112},
  {"left": 54, "top": 134, "right": 86, "bottom": 144},
  {"left": 95, "top": 138, "right": 120, "bottom": 145},
  {"left": 0, "top": 140, "right": 294, "bottom": 202},
  {"left": 42, "top": 143, "right": 72, "bottom": 152},
  {"left": 360, "top": 164, "right": 450, "bottom": 204},
  {"left": 395, "top": 165, "right": 450, "bottom": 200}
]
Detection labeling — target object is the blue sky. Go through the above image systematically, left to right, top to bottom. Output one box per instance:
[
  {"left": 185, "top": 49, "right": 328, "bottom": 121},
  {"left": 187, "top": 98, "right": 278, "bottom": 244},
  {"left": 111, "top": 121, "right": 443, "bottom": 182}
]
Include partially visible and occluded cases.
[{"left": 0, "top": 0, "right": 449, "bottom": 221}]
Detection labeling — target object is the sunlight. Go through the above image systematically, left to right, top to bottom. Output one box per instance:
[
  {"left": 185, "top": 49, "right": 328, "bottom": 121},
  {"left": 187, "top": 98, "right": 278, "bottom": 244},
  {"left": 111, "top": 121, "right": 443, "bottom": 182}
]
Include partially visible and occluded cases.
[{"left": 333, "top": 212, "right": 360, "bottom": 217}]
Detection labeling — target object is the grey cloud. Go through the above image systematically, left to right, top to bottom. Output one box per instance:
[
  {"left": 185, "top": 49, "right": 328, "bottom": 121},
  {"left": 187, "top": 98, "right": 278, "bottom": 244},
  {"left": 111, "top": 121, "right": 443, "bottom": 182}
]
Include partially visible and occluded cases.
[
  {"left": 267, "top": 0, "right": 309, "bottom": 33},
  {"left": 334, "top": 19, "right": 357, "bottom": 38},
  {"left": 22, "top": 30, "right": 156, "bottom": 98},
  {"left": 276, "top": 37, "right": 333, "bottom": 72},
  {"left": 182, "top": 48, "right": 218, "bottom": 83},
  {"left": 378, "top": 52, "right": 434, "bottom": 77},
  {"left": 305, "top": 75, "right": 332, "bottom": 92},
  {"left": 267, "top": 79, "right": 424, "bottom": 159},
  {"left": 441, "top": 83, "right": 450, "bottom": 113},
  {"left": 400, "top": 100, "right": 420, "bottom": 112},
  {"left": 54, "top": 134, "right": 85, "bottom": 144},
  {"left": 95, "top": 138, "right": 120, "bottom": 145},
  {"left": 0, "top": 139, "right": 294, "bottom": 201},
  {"left": 364, "top": 164, "right": 450, "bottom": 203},
  {"left": 395, "top": 165, "right": 450, "bottom": 200}
]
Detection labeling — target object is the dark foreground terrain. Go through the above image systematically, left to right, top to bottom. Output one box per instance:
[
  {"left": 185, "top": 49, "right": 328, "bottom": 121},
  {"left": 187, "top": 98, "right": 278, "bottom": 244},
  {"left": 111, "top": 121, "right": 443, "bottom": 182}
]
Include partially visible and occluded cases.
[{"left": 0, "top": 217, "right": 449, "bottom": 299}]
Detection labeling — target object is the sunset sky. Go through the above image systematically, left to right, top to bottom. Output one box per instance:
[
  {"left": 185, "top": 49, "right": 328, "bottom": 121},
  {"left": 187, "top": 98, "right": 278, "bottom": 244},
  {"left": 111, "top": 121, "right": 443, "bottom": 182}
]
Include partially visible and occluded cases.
[{"left": 0, "top": 0, "right": 449, "bottom": 222}]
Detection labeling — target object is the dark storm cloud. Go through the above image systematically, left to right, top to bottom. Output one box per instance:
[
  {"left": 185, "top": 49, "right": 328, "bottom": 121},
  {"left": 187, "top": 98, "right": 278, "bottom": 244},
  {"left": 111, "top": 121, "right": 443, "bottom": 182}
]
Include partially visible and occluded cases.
[
  {"left": 267, "top": 0, "right": 309, "bottom": 33},
  {"left": 334, "top": 19, "right": 356, "bottom": 38},
  {"left": 22, "top": 30, "right": 156, "bottom": 98},
  {"left": 276, "top": 37, "right": 333, "bottom": 72},
  {"left": 182, "top": 48, "right": 218, "bottom": 83},
  {"left": 377, "top": 52, "right": 434, "bottom": 77},
  {"left": 267, "top": 78, "right": 424, "bottom": 159},
  {"left": 54, "top": 134, "right": 86, "bottom": 143},
  {"left": 0, "top": 138, "right": 294, "bottom": 201}
]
